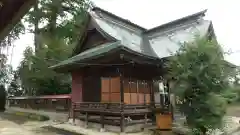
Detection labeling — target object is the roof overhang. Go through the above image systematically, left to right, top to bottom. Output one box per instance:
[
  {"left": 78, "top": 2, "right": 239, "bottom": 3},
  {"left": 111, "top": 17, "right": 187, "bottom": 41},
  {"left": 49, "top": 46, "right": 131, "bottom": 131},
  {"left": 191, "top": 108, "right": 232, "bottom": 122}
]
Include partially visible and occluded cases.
[
  {"left": 0, "top": 0, "right": 36, "bottom": 40},
  {"left": 50, "top": 41, "right": 162, "bottom": 72}
]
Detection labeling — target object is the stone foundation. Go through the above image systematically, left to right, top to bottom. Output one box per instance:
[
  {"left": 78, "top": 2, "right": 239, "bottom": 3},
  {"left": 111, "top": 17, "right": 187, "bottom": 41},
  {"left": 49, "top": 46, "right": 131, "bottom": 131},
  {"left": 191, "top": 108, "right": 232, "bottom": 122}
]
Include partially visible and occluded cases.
[{"left": 68, "top": 118, "right": 152, "bottom": 133}]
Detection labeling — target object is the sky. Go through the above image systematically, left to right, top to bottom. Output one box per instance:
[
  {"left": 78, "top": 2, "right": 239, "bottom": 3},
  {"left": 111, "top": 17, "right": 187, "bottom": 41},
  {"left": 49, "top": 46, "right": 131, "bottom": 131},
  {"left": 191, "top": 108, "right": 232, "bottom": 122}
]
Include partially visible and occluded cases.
[{"left": 7, "top": 0, "right": 240, "bottom": 69}]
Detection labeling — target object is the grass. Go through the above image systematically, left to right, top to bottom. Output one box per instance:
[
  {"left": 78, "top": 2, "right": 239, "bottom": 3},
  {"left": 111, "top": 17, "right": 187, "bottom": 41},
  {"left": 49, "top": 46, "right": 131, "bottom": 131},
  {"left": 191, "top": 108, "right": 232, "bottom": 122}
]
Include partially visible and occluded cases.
[{"left": 13, "top": 111, "right": 50, "bottom": 121}]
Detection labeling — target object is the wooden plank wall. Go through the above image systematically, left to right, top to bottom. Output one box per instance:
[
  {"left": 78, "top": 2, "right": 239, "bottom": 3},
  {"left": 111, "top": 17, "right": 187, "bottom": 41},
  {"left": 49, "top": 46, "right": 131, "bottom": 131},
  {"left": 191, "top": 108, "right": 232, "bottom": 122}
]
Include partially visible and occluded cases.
[
  {"left": 101, "top": 77, "right": 150, "bottom": 104},
  {"left": 101, "top": 77, "right": 121, "bottom": 102},
  {"left": 123, "top": 78, "right": 150, "bottom": 104}
]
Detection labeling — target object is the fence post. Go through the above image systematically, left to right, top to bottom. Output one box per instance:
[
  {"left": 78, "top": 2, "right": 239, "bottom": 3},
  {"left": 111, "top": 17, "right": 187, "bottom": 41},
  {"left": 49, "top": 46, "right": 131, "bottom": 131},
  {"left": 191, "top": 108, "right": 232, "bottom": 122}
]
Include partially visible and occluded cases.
[
  {"left": 68, "top": 99, "right": 71, "bottom": 119},
  {"left": 73, "top": 103, "right": 76, "bottom": 125}
]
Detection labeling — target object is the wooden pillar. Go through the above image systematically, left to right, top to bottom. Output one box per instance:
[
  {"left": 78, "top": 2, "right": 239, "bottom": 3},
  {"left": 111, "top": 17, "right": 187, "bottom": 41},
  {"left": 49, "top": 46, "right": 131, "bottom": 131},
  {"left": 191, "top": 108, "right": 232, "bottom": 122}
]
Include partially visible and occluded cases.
[
  {"left": 119, "top": 67, "right": 125, "bottom": 132},
  {"left": 71, "top": 71, "right": 83, "bottom": 103},
  {"left": 71, "top": 71, "right": 83, "bottom": 119},
  {"left": 129, "top": 77, "right": 132, "bottom": 104},
  {"left": 136, "top": 80, "right": 139, "bottom": 104},
  {"left": 149, "top": 80, "right": 156, "bottom": 123},
  {"left": 150, "top": 80, "right": 155, "bottom": 108},
  {"left": 166, "top": 80, "right": 174, "bottom": 120},
  {"left": 143, "top": 81, "right": 146, "bottom": 105},
  {"left": 68, "top": 99, "right": 71, "bottom": 119},
  {"left": 73, "top": 103, "right": 76, "bottom": 125},
  {"left": 100, "top": 114, "right": 104, "bottom": 131}
]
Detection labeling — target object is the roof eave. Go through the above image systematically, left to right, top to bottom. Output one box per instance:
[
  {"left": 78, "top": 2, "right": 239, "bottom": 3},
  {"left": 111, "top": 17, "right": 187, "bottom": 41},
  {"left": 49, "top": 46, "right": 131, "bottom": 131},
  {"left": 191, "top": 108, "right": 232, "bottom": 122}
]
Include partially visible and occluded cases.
[{"left": 50, "top": 43, "right": 162, "bottom": 72}]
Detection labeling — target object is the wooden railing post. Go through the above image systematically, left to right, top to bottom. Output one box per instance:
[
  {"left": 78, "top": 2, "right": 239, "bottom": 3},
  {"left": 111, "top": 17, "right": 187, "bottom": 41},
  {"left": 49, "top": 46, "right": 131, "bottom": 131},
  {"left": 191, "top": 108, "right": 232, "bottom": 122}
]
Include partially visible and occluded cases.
[
  {"left": 68, "top": 99, "right": 71, "bottom": 119},
  {"left": 73, "top": 103, "right": 76, "bottom": 125},
  {"left": 120, "top": 103, "right": 125, "bottom": 132},
  {"left": 85, "top": 112, "right": 89, "bottom": 128},
  {"left": 100, "top": 113, "right": 105, "bottom": 132},
  {"left": 144, "top": 113, "right": 148, "bottom": 130}
]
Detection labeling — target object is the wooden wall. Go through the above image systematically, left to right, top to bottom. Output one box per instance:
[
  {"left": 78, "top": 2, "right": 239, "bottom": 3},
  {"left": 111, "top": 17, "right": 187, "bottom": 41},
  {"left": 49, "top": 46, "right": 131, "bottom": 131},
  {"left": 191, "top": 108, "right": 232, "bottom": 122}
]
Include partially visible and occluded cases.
[
  {"left": 71, "top": 71, "right": 83, "bottom": 102},
  {"left": 83, "top": 76, "right": 101, "bottom": 102},
  {"left": 101, "top": 77, "right": 151, "bottom": 104},
  {"left": 101, "top": 77, "right": 121, "bottom": 102},
  {"left": 123, "top": 79, "right": 150, "bottom": 104}
]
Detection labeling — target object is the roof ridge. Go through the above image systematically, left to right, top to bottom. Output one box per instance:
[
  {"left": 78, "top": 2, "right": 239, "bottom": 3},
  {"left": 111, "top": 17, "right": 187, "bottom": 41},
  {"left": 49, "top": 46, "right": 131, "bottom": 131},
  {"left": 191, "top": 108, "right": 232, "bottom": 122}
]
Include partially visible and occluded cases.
[
  {"left": 91, "top": 6, "right": 207, "bottom": 35},
  {"left": 92, "top": 6, "right": 147, "bottom": 31},
  {"left": 144, "top": 9, "right": 207, "bottom": 35}
]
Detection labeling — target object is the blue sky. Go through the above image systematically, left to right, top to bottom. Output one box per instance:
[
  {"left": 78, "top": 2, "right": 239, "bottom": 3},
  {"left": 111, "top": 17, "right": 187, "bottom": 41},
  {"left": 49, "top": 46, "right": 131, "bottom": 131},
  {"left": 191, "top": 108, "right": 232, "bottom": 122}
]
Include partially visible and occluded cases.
[{"left": 8, "top": 0, "right": 240, "bottom": 69}]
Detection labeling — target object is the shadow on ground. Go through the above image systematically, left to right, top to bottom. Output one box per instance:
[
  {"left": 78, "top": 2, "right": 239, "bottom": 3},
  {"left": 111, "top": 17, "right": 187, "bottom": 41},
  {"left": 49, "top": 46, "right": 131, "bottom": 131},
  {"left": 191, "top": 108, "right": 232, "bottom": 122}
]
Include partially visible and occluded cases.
[
  {"left": 0, "top": 112, "right": 82, "bottom": 135},
  {"left": 0, "top": 113, "right": 31, "bottom": 125},
  {"left": 42, "top": 126, "right": 83, "bottom": 135}
]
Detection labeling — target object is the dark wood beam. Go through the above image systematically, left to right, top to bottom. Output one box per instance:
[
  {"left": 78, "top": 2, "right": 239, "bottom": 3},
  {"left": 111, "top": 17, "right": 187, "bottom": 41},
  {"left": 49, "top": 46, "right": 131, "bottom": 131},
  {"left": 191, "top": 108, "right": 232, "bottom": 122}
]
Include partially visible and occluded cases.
[
  {"left": 0, "top": 0, "right": 36, "bottom": 40},
  {"left": 119, "top": 67, "right": 125, "bottom": 132}
]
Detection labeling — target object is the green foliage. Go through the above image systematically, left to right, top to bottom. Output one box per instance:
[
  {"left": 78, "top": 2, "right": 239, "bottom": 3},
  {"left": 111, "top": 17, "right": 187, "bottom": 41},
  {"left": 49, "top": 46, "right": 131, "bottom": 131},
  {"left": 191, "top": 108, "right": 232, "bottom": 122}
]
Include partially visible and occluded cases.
[
  {"left": 16, "top": 0, "right": 89, "bottom": 96},
  {"left": 24, "top": 0, "right": 89, "bottom": 44},
  {"left": 0, "top": 21, "right": 25, "bottom": 48},
  {"left": 18, "top": 36, "right": 73, "bottom": 95},
  {"left": 167, "top": 37, "right": 232, "bottom": 134},
  {"left": 0, "top": 54, "right": 12, "bottom": 85},
  {"left": 7, "top": 70, "right": 23, "bottom": 96},
  {"left": 221, "top": 87, "right": 239, "bottom": 104},
  {"left": 28, "top": 113, "right": 50, "bottom": 121}
]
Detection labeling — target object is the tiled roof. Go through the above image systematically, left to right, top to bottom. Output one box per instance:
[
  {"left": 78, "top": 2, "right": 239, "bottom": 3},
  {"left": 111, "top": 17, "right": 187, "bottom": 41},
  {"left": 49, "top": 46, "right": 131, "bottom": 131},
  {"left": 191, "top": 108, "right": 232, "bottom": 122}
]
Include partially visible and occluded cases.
[
  {"left": 51, "top": 7, "right": 212, "bottom": 71},
  {"left": 50, "top": 41, "right": 122, "bottom": 69}
]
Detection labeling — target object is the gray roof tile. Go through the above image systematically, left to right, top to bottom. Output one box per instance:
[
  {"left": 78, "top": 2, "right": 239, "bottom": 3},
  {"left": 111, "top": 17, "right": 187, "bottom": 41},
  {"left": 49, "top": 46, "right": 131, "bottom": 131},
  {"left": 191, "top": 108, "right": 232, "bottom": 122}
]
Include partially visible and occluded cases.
[{"left": 51, "top": 7, "right": 212, "bottom": 70}]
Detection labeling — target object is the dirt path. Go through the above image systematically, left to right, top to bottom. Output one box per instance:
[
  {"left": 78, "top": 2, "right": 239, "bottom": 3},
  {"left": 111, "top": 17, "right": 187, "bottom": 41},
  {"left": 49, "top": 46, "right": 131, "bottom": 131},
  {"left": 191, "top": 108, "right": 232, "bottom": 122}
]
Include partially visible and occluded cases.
[
  {"left": 227, "top": 104, "right": 240, "bottom": 117},
  {"left": 0, "top": 113, "right": 63, "bottom": 135}
]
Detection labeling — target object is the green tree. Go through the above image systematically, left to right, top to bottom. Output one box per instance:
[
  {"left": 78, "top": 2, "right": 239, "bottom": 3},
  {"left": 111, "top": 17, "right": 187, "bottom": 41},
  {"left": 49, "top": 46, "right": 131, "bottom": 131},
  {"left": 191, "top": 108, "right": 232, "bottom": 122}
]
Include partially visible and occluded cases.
[
  {"left": 17, "top": 0, "right": 89, "bottom": 95},
  {"left": 24, "top": 0, "right": 89, "bottom": 48},
  {"left": 0, "top": 21, "right": 25, "bottom": 54},
  {"left": 0, "top": 21, "right": 25, "bottom": 101},
  {"left": 18, "top": 37, "right": 74, "bottom": 95},
  {"left": 167, "top": 37, "right": 232, "bottom": 134},
  {"left": 18, "top": 47, "right": 36, "bottom": 95},
  {"left": 0, "top": 54, "right": 12, "bottom": 85},
  {"left": 7, "top": 70, "right": 23, "bottom": 96}
]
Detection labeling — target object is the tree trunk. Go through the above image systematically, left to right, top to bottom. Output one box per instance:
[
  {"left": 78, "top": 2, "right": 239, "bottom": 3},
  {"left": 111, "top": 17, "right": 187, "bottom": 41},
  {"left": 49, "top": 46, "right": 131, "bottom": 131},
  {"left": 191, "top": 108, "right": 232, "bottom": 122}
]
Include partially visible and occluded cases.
[
  {"left": 33, "top": 0, "right": 40, "bottom": 52},
  {"left": 49, "top": 0, "right": 62, "bottom": 35},
  {"left": 0, "top": 85, "right": 6, "bottom": 112},
  {"left": 200, "top": 126, "right": 207, "bottom": 135}
]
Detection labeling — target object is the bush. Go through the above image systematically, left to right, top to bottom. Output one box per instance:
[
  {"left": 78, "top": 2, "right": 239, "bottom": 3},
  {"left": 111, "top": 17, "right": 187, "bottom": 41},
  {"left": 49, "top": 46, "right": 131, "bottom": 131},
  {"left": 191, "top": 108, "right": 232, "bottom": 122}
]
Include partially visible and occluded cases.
[
  {"left": 167, "top": 37, "right": 231, "bottom": 134},
  {"left": 221, "top": 89, "right": 238, "bottom": 104},
  {"left": 28, "top": 113, "right": 50, "bottom": 121}
]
